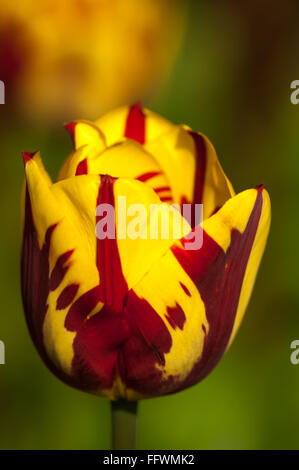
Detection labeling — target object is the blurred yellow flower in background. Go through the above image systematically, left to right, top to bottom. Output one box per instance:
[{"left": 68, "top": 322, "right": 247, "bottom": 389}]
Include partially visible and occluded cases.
[{"left": 0, "top": 0, "right": 186, "bottom": 121}]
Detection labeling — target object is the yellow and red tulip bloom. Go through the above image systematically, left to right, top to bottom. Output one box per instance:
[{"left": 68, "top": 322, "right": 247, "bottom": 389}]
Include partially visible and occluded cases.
[
  {"left": 0, "top": 0, "right": 185, "bottom": 120},
  {"left": 21, "top": 104, "right": 271, "bottom": 400}
]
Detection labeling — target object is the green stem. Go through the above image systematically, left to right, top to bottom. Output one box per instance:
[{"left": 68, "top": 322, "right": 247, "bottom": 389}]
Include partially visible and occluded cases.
[{"left": 111, "top": 400, "right": 138, "bottom": 450}]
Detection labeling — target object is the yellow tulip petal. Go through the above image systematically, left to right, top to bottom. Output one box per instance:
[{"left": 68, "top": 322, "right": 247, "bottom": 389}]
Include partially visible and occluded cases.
[
  {"left": 96, "top": 104, "right": 234, "bottom": 219},
  {"left": 58, "top": 120, "right": 106, "bottom": 179},
  {"left": 65, "top": 120, "right": 106, "bottom": 150},
  {"left": 145, "top": 127, "right": 235, "bottom": 219},
  {"left": 60, "top": 138, "right": 173, "bottom": 202},
  {"left": 22, "top": 154, "right": 104, "bottom": 381},
  {"left": 112, "top": 177, "right": 190, "bottom": 290},
  {"left": 115, "top": 186, "right": 270, "bottom": 398},
  {"left": 168, "top": 186, "right": 271, "bottom": 387},
  {"left": 119, "top": 248, "right": 208, "bottom": 399}
]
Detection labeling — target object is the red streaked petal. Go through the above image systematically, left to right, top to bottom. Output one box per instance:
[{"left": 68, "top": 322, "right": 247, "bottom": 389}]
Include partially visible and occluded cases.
[
  {"left": 21, "top": 186, "right": 75, "bottom": 387},
  {"left": 171, "top": 188, "right": 263, "bottom": 389},
  {"left": 50, "top": 250, "right": 74, "bottom": 291},
  {"left": 56, "top": 283, "right": 79, "bottom": 310},
  {"left": 65, "top": 285, "right": 102, "bottom": 331},
  {"left": 165, "top": 303, "right": 186, "bottom": 330}
]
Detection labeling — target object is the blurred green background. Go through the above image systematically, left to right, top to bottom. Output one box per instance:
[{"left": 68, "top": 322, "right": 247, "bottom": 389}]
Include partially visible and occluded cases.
[{"left": 0, "top": 0, "right": 298, "bottom": 449}]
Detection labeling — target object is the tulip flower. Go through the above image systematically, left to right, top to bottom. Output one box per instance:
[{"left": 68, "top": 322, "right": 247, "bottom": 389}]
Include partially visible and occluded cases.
[
  {"left": 1, "top": 0, "right": 186, "bottom": 120},
  {"left": 21, "top": 104, "right": 271, "bottom": 448}
]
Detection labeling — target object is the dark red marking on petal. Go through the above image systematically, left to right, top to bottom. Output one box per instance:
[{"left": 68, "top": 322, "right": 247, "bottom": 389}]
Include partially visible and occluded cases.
[
  {"left": 124, "top": 102, "right": 146, "bottom": 144},
  {"left": 64, "top": 122, "right": 76, "bottom": 144},
  {"left": 22, "top": 151, "right": 36, "bottom": 165},
  {"left": 75, "top": 158, "right": 88, "bottom": 175},
  {"left": 136, "top": 171, "right": 161, "bottom": 183},
  {"left": 96, "top": 175, "right": 129, "bottom": 311},
  {"left": 256, "top": 183, "right": 265, "bottom": 192},
  {"left": 153, "top": 185, "right": 173, "bottom": 202},
  {"left": 154, "top": 186, "right": 171, "bottom": 194},
  {"left": 171, "top": 188, "right": 263, "bottom": 391},
  {"left": 160, "top": 196, "right": 173, "bottom": 202},
  {"left": 50, "top": 250, "right": 74, "bottom": 291},
  {"left": 180, "top": 282, "right": 191, "bottom": 297},
  {"left": 56, "top": 283, "right": 79, "bottom": 310},
  {"left": 65, "top": 286, "right": 101, "bottom": 331},
  {"left": 67, "top": 287, "right": 175, "bottom": 395},
  {"left": 116, "top": 290, "right": 173, "bottom": 395},
  {"left": 125, "top": 291, "right": 172, "bottom": 364},
  {"left": 165, "top": 303, "right": 186, "bottom": 330},
  {"left": 71, "top": 305, "right": 130, "bottom": 390},
  {"left": 202, "top": 324, "right": 206, "bottom": 334}
]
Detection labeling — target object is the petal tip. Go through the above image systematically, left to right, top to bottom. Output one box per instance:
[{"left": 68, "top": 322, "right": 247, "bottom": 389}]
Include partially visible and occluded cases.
[
  {"left": 131, "top": 100, "right": 142, "bottom": 109},
  {"left": 129, "top": 101, "right": 145, "bottom": 117},
  {"left": 64, "top": 122, "right": 76, "bottom": 142},
  {"left": 22, "top": 151, "right": 36, "bottom": 165},
  {"left": 256, "top": 183, "right": 265, "bottom": 192}
]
